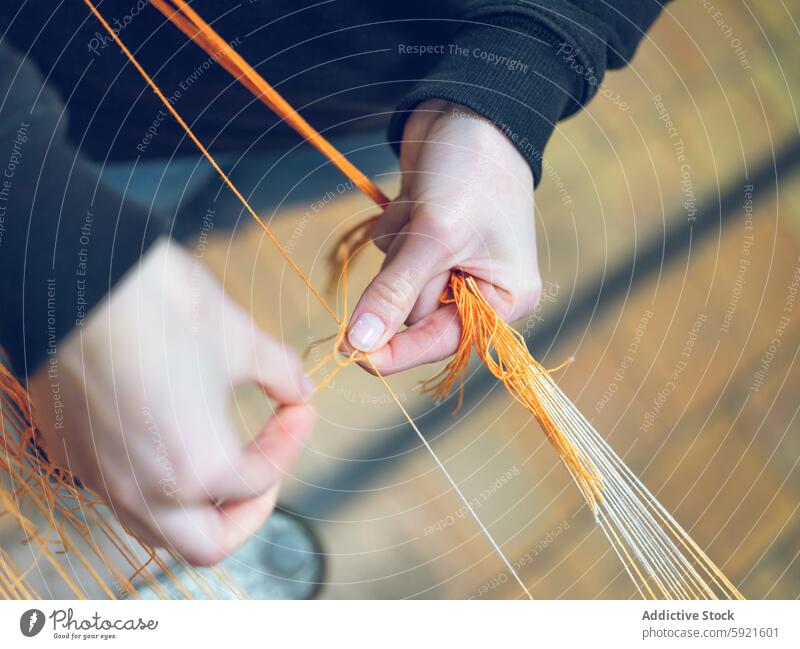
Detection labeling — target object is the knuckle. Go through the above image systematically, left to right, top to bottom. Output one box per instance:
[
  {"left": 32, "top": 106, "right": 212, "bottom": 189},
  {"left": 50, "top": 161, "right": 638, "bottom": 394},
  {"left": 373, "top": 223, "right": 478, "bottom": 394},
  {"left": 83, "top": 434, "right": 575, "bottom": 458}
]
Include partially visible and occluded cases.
[
  {"left": 471, "top": 121, "right": 504, "bottom": 156},
  {"left": 411, "top": 206, "right": 474, "bottom": 258},
  {"left": 413, "top": 206, "right": 460, "bottom": 242},
  {"left": 371, "top": 270, "right": 416, "bottom": 319},
  {"left": 511, "top": 277, "right": 542, "bottom": 320},
  {"left": 525, "top": 277, "right": 543, "bottom": 310},
  {"left": 253, "top": 336, "right": 300, "bottom": 381},
  {"left": 276, "top": 342, "right": 302, "bottom": 378},
  {"left": 104, "top": 475, "right": 145, "bottom": 513},
  {"left": 182, "top": 541, "right": 228, "bottom": 567}
]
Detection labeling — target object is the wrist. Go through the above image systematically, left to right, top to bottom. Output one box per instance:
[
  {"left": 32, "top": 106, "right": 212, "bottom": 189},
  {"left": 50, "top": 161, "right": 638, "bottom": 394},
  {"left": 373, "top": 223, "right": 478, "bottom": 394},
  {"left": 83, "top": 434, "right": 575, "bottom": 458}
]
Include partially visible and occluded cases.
[{"left": 411, "top": 100, "right": 533, "bottom": 185}]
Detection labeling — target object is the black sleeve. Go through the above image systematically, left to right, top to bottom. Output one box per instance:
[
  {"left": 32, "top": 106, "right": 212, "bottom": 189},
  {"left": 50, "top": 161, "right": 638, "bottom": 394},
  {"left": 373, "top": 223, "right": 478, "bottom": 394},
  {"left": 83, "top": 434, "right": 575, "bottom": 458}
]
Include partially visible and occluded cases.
[
  {"left": 388, "top": 0, "right": 667, "bottom": 185},
  {"left": 0, "top": 40, "right": 169, "bottom": 379}
]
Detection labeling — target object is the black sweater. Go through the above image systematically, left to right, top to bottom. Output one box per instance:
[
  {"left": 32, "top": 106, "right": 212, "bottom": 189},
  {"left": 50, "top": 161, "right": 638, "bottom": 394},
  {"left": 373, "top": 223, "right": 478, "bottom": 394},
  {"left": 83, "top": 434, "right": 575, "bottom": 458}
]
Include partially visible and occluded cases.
[{"left": 0, "top": 0, "right": 665, "bottom": 376}]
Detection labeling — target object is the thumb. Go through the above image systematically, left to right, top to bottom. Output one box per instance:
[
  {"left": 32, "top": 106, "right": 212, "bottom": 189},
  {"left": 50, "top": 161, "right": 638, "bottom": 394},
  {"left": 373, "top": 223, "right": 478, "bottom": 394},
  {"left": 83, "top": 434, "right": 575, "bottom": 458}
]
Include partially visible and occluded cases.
[
  {"left": 347, "top": 224, "right": 450, "bottom": 352},
  {"left": 208, "top": 403, "right": 314, "bottom": 502}
]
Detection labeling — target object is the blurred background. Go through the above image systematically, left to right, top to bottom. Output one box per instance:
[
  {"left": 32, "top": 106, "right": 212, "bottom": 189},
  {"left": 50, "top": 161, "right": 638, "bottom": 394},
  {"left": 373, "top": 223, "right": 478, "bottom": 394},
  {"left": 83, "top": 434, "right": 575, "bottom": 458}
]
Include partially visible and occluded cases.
[
  {"left": 2, "top": 0, "right": 799, "bottom": 599},
  {"left": 204, "top": 0, "right": 800, "bottom": 599}
]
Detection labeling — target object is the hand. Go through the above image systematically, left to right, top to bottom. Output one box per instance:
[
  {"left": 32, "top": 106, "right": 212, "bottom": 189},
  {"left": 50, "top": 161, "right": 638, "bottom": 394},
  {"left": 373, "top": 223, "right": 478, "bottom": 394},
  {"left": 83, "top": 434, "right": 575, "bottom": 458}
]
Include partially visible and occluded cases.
[
  {"left": 346, "top": 100, "right": 541, "bottom": 374},
  {"left": 28, "top": 238, "right": 314, "bottom": 566}
]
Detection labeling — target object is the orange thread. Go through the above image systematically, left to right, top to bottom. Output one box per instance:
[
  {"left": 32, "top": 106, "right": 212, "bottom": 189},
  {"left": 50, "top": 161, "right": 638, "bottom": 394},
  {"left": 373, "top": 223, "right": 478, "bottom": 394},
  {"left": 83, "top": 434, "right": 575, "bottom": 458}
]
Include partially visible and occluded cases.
[
  {"left": 0, "top": 0, "right": 744, "bottom": 602},
  {"left": 83, "top": 0, "right": 341, "bottom": 325},
  {"left": 143, "top": 0, "right": 601, "bottom": 504}
]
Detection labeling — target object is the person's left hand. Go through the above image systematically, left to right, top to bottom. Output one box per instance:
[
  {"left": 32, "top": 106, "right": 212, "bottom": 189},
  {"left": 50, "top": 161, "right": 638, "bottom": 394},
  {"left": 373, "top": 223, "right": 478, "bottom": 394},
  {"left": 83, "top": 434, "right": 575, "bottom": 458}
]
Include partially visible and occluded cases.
[
  {"left": 345, "top": 99, "right": 541, "bottom": 374},
  {"left": 28, "top": 239, "right": 314, "bottom": 566}
]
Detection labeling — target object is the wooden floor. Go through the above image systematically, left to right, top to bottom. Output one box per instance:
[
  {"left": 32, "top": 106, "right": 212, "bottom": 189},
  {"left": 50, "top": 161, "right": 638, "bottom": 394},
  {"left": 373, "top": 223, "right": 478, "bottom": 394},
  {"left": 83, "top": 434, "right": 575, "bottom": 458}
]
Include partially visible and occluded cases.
[{"left": 204, "top": 0, "right": 800, "bottom": 599}]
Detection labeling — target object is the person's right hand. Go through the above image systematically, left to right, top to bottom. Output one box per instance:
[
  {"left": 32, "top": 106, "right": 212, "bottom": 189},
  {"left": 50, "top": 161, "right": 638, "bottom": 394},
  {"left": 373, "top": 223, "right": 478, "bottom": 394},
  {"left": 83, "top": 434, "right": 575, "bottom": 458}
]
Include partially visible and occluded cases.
[
  {"left": 345, "top": 100, "right": 541, "bottom": 375},
  {"left": 28, "top": 238, "right": 314, "bottom": 566}
]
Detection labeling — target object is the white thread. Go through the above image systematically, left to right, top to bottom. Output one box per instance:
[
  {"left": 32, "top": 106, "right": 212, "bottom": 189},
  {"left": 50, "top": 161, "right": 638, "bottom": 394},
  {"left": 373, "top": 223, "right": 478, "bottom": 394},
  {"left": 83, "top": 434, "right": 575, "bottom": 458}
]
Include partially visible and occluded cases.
[{"left": 370, "top": 361, "right": 534, "bottom": 600}]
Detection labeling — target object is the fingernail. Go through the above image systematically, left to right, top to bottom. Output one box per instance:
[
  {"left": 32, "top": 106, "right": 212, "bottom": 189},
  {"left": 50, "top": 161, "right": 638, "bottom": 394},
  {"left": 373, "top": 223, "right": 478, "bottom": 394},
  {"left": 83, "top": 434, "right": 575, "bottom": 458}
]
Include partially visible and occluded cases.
[
  {"left": 347, "top": 313, "right": 385, "bottom": 351},
  {"left": 302, "top": 377, "right": 315, "bottom": 396}
]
